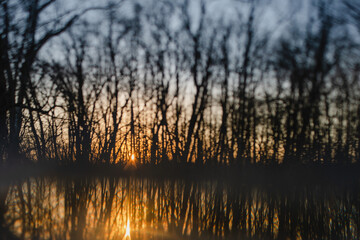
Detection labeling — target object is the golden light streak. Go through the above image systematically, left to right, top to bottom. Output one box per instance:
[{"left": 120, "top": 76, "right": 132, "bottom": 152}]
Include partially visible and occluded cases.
[{"left": 123, "top": 219, "right": 131, "bottom": 240}]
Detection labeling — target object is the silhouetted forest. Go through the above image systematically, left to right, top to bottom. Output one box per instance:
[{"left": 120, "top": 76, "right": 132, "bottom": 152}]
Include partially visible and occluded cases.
[
  {"left": 1, "top": 0, "right": 360, "bottom": 168},
  {"left": 1, "top": 1, "right": 360, "bottom": 239}
]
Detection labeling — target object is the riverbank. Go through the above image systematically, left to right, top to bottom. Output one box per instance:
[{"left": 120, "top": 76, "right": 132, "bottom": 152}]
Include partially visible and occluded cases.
[{"left": 1, "top": 162, "right": 359, "bottom": 187}]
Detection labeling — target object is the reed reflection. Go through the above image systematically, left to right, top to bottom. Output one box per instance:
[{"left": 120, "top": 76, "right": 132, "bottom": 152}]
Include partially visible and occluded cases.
[{"left": 3, "top": 177, "right": 360, "bottom": 239}]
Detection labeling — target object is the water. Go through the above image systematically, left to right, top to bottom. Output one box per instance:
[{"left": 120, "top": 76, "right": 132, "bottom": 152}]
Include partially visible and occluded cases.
[{"left": 1, "top": 177, "right": 359, "bottom": 239}]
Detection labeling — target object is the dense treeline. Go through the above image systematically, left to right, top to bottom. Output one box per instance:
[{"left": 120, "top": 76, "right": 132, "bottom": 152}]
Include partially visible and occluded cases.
[{"left": 1, "top": 0, "right": 360, "bottom": 167}]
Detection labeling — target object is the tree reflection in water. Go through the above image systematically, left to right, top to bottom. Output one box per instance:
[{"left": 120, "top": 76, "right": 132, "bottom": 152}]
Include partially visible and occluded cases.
[{"left": 1, "top": 177, "right": 359, "bottom": 239}]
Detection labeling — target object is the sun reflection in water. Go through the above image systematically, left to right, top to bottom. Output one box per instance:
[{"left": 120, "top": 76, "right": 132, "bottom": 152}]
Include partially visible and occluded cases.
[
  {"left": 5, "top": 178, "right": 358, "bottom": 240},
  {"left": 123, "top": 219, "right": 131, "bottom": 240}
]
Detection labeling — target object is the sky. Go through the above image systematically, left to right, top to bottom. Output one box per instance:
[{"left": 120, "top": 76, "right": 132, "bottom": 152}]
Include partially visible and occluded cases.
[{"left": 36, "top": 0, "right": 352, "bottom": 101}]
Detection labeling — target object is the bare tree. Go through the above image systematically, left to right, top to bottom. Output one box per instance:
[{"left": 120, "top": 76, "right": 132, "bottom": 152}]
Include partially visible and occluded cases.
[{"left": 0, "top": 0, "right": 102, "bottom": 165}]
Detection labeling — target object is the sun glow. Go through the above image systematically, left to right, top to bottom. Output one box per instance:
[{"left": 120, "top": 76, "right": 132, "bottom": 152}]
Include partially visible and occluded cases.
[
  {"left": 131, "top": 154, "right": 135, "bottom": 162},
  {"left": 123, "top": 219, "right": 131, "bottom": 239}
]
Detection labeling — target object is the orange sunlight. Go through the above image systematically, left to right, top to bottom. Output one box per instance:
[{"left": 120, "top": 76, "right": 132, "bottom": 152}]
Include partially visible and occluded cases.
[
  {"left": 131, "top": 154, "right": 135, "bottom": 162},
  {"left": 123, "top": 219, "right": 131, "bottom": 240}
]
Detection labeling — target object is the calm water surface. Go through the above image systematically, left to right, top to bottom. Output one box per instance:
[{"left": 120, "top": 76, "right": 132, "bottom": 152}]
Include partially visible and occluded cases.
[{"left": 1, "top": 177, "right": 359, "bottom": 239}]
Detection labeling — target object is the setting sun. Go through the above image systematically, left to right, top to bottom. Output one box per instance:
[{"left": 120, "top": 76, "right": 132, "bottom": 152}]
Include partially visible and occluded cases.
[{"left": 2, "top": 0, "right": 360, "bottom": 239}]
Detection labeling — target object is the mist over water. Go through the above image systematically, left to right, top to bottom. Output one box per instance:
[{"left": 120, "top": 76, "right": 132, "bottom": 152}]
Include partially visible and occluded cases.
[{"left": 2, "top": 177, "right": 359, "bottom": 240}]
